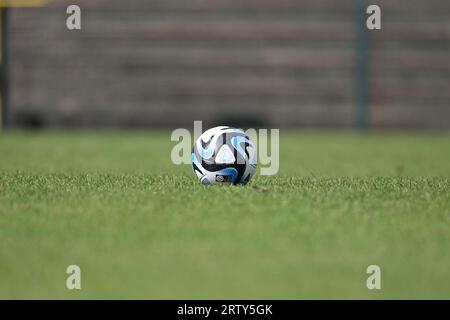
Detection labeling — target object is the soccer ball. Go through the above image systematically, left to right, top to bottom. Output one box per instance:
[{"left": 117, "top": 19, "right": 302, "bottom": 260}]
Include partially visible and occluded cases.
[{"left": 192, "top": 126, "right": 257, "bottom": 185}]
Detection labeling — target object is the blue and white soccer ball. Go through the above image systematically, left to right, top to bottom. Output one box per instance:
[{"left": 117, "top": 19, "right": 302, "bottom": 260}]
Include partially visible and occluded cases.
[{"left": 192, "top": 126, "right": 257, "bottom": 185}]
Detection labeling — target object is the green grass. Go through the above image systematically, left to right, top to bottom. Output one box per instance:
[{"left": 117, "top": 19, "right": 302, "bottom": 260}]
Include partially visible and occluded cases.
[{"left": 0, "top": 130, "right": 449, "bottom": 299}]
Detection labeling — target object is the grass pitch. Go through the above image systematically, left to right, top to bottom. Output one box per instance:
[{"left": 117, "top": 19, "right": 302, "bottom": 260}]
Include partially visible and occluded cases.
[{"left": 0, "top": 131, "right": 449, "bottom": 299}]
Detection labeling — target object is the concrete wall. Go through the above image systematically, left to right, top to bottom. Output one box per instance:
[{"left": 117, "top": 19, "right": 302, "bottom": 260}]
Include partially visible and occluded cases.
[{"left": 8, "top": 0, "right": 450, "bottom": 129}]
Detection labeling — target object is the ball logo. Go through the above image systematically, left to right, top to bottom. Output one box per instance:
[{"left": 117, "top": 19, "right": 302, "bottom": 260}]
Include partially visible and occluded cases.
[{"left": 216, "top": 176, "right": 225, "bottom": 182}]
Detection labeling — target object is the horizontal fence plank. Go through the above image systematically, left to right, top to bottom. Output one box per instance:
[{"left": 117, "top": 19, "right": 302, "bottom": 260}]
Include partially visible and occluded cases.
[
  {"left": 44, "top": 0, "right": 449, "bottom": 15},
  {"left": 47, "top": 0, "right": 356, "bottom": 12},
  {"left": 10, "top": 47, "right": 354, "bottom": 70}
]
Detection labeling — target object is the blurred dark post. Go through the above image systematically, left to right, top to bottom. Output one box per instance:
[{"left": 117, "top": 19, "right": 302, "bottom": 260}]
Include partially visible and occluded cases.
[
  {"left": 355, "top": 0, "right": 369, "bottom": 131},
  {"left": 0, "top": 7, "right": 9, "bottom": 130}
]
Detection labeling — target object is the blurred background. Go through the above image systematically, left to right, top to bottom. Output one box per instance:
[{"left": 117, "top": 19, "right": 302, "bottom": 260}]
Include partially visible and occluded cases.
[{"left": 2, "top": 0, "right": 450, "bottom": 130}]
